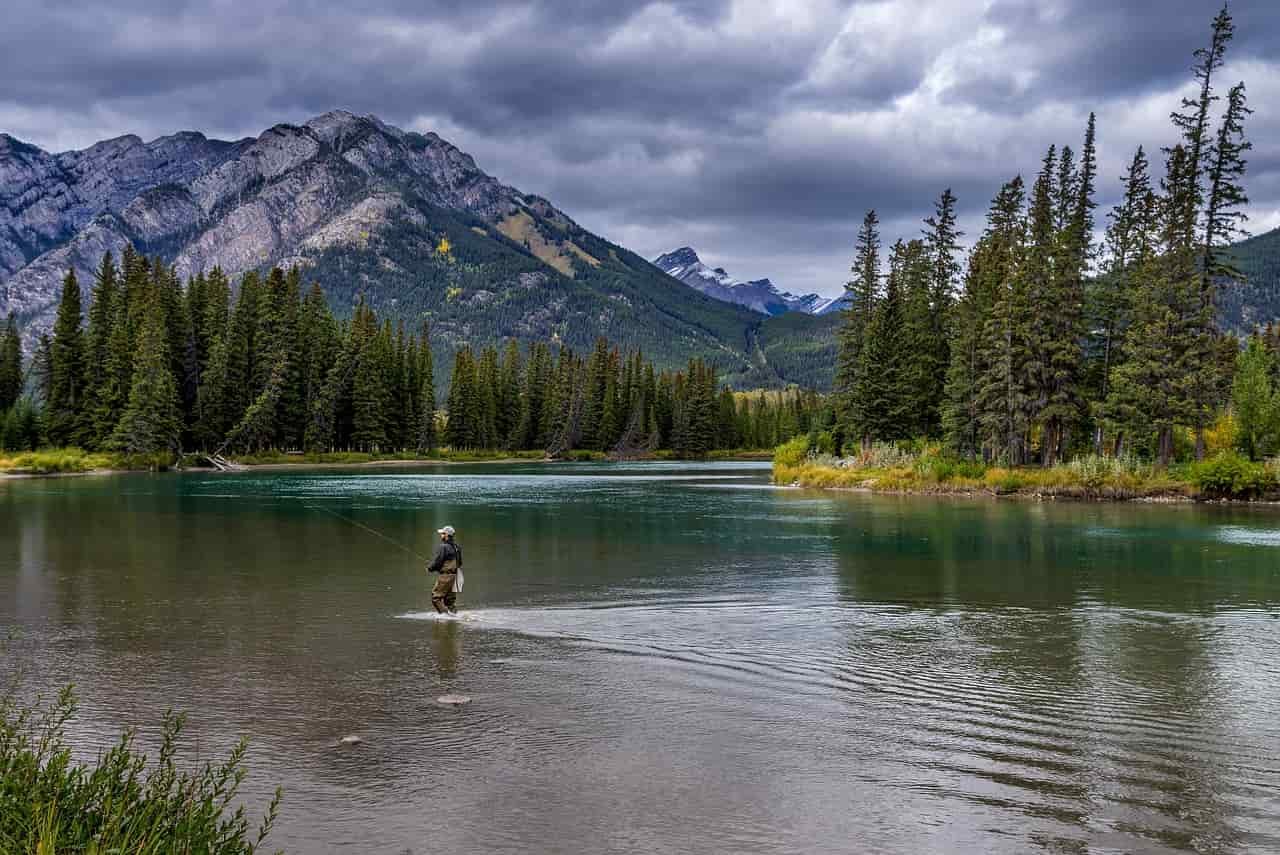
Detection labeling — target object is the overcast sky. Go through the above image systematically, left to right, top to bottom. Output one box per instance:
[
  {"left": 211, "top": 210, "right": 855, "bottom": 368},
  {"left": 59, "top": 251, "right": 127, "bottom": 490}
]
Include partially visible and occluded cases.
[{"left": 3, "top": 0, "right": 1277, "bottom": 297}]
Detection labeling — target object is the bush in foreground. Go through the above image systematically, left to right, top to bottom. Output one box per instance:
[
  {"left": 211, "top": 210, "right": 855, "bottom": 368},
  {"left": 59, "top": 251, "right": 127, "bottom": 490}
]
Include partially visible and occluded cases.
[{"left": 1, "top": 686, "right": 281, "bottom": 855}]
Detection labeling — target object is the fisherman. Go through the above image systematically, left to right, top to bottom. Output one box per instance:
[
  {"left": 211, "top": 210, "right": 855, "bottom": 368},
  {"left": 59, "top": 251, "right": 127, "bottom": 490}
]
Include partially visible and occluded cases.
[{"left": 426, "top": 525, "right": 463, "bottom": 615}]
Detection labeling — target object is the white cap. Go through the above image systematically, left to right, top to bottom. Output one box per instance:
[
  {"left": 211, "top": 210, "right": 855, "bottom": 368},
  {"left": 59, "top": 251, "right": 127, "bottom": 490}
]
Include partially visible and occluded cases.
[{"left": 437, "top": 525, "right": 455, "bottom": 536}]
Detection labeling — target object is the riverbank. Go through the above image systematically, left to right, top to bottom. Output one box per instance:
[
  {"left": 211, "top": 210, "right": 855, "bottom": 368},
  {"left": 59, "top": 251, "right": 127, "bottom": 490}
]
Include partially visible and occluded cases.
[
  {"left": 772, "top": 438, "right": 1280, "bottom": 503},
  {"left": 2, "top": 447, "right": 775, "bottom": 477}
]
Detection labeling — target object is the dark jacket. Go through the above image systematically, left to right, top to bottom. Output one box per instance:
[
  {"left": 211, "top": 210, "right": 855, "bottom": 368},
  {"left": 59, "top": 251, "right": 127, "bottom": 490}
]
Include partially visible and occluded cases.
[{"left": 427, "top": 539, "right": 462, "bottom": 574}]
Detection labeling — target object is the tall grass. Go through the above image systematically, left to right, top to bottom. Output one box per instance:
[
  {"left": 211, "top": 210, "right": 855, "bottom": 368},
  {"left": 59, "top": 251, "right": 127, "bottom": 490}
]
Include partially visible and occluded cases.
[
  {"left": 773, "top": 436, "right": 1210, "bottom": 500},
  {"left": 0, "top": 449, "right": 118, "bottom": 474},
  {"left": 0, "top": 686, "right": 281, "bottom": 854}
]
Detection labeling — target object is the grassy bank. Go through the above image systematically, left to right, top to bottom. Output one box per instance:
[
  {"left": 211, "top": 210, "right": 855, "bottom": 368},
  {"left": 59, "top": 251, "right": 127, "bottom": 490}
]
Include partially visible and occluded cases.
[
  {"left": 773, "top": 437, "right": 1280, "bottom": 502},
  {"left": 1, "top": 445, "right": 769, "bottom": 476},
  {"left": 0, "top": 448, "right": 171, "bottom": 475}
]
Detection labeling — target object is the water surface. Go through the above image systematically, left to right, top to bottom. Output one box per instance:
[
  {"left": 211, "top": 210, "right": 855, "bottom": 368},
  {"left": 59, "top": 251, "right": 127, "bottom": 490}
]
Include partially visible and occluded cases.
[{"left": 3, "top": 462, "right": 1280, "bottom": 853}]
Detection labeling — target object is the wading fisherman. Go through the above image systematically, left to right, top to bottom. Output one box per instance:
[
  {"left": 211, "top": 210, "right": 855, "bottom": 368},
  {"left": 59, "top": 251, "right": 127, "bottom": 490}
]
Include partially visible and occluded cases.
[{"left": 426, "top": 525, "right": 463, "bottom": 615}]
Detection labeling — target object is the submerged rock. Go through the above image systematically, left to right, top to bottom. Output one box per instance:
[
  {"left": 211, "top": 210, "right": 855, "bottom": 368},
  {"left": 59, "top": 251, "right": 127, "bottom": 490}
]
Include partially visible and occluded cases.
[{"left": 436, "top": 694, "right": 471, "bottom": 706}]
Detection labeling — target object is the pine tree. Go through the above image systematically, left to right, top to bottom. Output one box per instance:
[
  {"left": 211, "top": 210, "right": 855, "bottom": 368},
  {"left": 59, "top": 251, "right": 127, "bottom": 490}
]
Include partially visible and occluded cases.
[
  {"left": 1169, "top": 3, "right": 1233, "bottom": 254},
  {"left": 1202, "top": 81, "right": 1252, "bottom": 291},
  {"left": 1089, "top": 147, "right": 1157, "bottom": 453},
  {"left": 974, "top": 176, "right": 1031, "bottom": 463},
  {"left": 920, "top": 189, "right": 962, "bottom": 436},
  {"left": 835, "top": 210, "right": 880, "bottom": 449},
  {"left": 897, "top": 239, "right": 936, "bottom": 437},
  {"left": 857, "top": 240, "right": 911, "bottom": 441},
  {"left": 80, "top": 254, "right": 118, "bottom": 445},
  {"left": 46, "top": 270, "right": 86, "bottom": 446},
  {"left": 298, "top": 282, "right": 337, "bottom": 439},
  {"left": 92, "top": 286, "right": 134, "bottom": 444},
  {"left": 109, "top": 287, "right": 182, "bottom": 456},
  {"left": 351, "top": 311, "right": 389, "bottom": 451},
  {"left": 0, "top": 314, "right": 21, "bottom": 413},
  {"left": 415, "top": 325, "right": 438, "bottom": 453},
  {"left": 194, "top": 328, "right": 232, "bottom": 450},
  {"left": 581, "top": 337, "right": 610, "bottom": 449},
  {"left": 497, "top": 339, "right": 522, "bottom": 448},
  {"left": 515, "top": 342, "right": 550, "bottom": 450},
  {"left": 480, "top": 346, "right": 502, "bottom": 448},
  {"left": 446, "top": 347, "right": 479, "bottom": 450}
]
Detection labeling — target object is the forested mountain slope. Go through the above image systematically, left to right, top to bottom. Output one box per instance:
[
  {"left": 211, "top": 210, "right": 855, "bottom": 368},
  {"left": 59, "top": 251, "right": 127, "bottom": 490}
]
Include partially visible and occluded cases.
[{"left": 0, "top": 112, "right": 832, "bottom": 388}]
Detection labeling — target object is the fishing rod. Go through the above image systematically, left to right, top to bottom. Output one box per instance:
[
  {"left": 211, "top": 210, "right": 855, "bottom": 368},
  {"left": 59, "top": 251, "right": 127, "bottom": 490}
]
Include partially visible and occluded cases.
[{"left": 306, "top": 503, "right": 431, "bottom": 563}]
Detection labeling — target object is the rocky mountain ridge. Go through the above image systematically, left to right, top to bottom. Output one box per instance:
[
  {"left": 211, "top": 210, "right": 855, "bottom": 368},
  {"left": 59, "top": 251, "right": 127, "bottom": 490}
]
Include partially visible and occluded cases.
[
  {"left": 0, "top": 111, "right": 839, "bottom": 389},
  {"left": 653, "top": 246, "right": 839, "bottom": 316}
]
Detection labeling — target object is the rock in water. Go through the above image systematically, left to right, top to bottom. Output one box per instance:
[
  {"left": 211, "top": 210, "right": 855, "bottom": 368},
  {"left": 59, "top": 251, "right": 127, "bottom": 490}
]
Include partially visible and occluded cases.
[
  {"left": 436, "top": 694, "right": 471, "bottom": 706},
  {"left": 339, "top": 735, "right": 364, "bottom": 745}
]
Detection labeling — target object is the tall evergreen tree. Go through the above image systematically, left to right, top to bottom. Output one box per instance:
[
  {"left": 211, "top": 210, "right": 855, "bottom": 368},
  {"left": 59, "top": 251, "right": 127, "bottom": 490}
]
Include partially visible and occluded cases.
[
  {"left": 974, "top": 176, "right": 1032, "bottom": 463},
  {"left": 835, "top": 210, "right": 881, "bottom": 448},
  {"left": 857, "top": 240, "right": 911, "bottom": 442},
  {"left": 46, "top": 270, "right": 86, "bottom": 446},
  {"left": 109, "top": 287, "right": 182, "bottom": 455},
  {"left": 0, "top": 314, "right": 22, "bottom": 414},
  {"left": 415, "top": 325, "right": 438, "bottom": 453}
]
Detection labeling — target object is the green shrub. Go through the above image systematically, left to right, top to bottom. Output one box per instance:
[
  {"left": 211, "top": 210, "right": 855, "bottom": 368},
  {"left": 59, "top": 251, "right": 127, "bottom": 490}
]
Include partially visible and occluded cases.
[
  {"left": 810, "top": 430, "right": 836, "bottom": 456},
  {"left": 773, "top": 435, "right": 810, "bottom": 468},
  {"left": 1190, "top": 451, "right": 1279, "bottom": 499},
  {"left": 0, "top": 686, "right": 281, "bottom": 854}
]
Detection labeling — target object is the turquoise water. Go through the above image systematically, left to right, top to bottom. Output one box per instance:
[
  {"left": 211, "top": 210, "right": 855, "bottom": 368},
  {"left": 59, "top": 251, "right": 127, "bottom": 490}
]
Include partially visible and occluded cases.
[{"left": 2, "top": 461, "right": 1280, "bottom": 853}]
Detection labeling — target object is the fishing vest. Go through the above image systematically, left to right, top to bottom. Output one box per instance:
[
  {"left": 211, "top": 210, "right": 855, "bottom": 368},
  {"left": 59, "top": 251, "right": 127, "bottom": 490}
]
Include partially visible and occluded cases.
[{"left": 441, "top": 541, "right": 461, "bottom": 573}]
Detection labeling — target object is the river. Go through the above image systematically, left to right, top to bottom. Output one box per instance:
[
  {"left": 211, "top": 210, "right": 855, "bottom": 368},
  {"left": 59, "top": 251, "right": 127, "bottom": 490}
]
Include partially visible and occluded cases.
[{"left": 3, "top": 461, "right": 1280, "bottom": 853}]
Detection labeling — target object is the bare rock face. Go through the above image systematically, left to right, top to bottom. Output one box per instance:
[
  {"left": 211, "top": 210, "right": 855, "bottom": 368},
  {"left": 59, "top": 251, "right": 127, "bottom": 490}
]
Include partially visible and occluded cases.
[{"left": 0, "top": 110, "right": 565, "bottom": 346}]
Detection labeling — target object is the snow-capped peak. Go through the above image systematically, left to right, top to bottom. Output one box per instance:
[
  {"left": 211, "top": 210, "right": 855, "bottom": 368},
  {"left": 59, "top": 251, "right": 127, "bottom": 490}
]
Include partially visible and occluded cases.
[{"left": 652, "top": 247, "right": 831, "bottom": 317}]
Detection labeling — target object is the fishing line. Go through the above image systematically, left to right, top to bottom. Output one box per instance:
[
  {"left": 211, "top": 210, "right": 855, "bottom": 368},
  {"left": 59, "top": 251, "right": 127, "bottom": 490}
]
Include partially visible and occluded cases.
[{"left": 306, "top": 503, "right": 430, "bottom": 562}]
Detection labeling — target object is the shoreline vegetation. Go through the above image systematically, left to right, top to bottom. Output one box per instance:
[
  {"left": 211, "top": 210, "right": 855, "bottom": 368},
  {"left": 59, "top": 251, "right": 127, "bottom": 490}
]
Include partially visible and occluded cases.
[
  {"left": 772, "top": 436, "right": 1280, "bottom": 503},
  {"left": 0, "top": 446, "right": 774, "bottom": 477},
  {"left": 0, "top": 686, "right": 280, "bottom": 854}
]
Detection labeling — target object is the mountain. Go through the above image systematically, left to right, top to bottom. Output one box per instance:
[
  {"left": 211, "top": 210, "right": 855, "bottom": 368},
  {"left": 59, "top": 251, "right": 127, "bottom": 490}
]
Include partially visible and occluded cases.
[
  {"left": 0, "top": 112, "right": 837, "bottom": 389},
  {"left": 1223, "top": 225, "right": 1280, "bottom": 332},
  {"left": 653, "top": 247, "right": 835, "bottom": 316}
]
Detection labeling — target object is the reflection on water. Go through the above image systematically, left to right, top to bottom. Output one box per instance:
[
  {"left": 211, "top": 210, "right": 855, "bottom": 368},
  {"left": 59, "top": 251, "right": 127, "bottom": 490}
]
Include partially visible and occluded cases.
[{"left": 2, "top": 462, "right": 1280, "bottom": 854}]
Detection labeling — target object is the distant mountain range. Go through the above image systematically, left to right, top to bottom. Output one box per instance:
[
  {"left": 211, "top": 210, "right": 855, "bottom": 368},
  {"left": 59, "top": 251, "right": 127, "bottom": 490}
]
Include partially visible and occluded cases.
[
  {"left": 0, "top": 111, "right": 837, "bottom": 389},
  {"left": 653, "top": 246, "right": 844, "bottom": 316}
]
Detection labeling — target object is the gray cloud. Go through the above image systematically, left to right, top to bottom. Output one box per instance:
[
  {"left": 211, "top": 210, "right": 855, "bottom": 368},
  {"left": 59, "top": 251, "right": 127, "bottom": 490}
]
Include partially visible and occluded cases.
[{"left": 2, "top": 0, "right": 1277, "bottom": 297}]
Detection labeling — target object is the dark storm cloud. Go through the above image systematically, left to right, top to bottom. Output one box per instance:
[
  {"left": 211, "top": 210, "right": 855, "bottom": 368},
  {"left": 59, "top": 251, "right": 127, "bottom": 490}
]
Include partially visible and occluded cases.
[{"left": 2, "top": 0, "right": 1278, "bottom": 295}]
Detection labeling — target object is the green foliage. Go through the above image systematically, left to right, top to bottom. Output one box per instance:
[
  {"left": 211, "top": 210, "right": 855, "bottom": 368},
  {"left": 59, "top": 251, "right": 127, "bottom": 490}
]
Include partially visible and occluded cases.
[
  {"left": 108, "top": 290, "right": 183, "bottom": 456},
  {"left": 0, "top": 314, "right": 21, "bottom": 413},
  {"left": 1231, "top": 334, "right": 1280, "bottom": 459},
  {"left": 773, "top": 434, "right": 810, "bottom": 468},
  {"left": 1189, "top": 451, "right": 1278, "bottom": 499},
  {"left": 0, "top": 686, "right": 281, "bottom": 854}
]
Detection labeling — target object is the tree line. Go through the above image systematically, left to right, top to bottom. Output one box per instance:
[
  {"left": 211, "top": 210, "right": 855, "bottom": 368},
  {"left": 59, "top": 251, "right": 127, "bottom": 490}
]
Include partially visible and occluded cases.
[
  {"left": 835, "top": 6, "right": 1259, "bottom": 465},
  {"left": 0, "top": 249, "right": 822, "bottom": 457}
]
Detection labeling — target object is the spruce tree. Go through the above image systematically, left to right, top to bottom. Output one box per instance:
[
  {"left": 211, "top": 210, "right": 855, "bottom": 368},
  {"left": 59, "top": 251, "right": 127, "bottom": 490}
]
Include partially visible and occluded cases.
[
  {"left": 1202, "top": 81, "right": 1252, "bottom": 290},
  {"left": 1089, "top": 146, "right": 1156, "bottom": 448},
  {"left": 973, "top": 176, "right": 1031, "bottom": 463},
  {"left": 921, "top": 189, "right": 962, "bottom": 436},
  {"left": 835, "top": 210, "right": 880, "bottom": 449},
  {"left": 897, "top": 239, "right": 936, "bottom": 437},
  {"left": 857, "top": 240, "right": 910, "bottom": 442},
  {"left": 80, "top": 254, "right": 118, "bottom": 445},
  {"left": 46, "top": 270, "right": 86, "bottom": 447},
  {"left": 109, "top": 288, "right": 182, "bottom": 456},
  {"left": 0, "top": 314, "right": 21, "bottom": 414},
  {"left": 415, "top": 325, "right": 438, "bottom": 453},
  {"left": 497, "top": 339, "right": 522, "bottom": 448},
  {"left": 478, "top": 346, "right": 501, "bottom": 448},
  {"left": 446, "top": 347, "right": 479, "bottom": 450}
]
